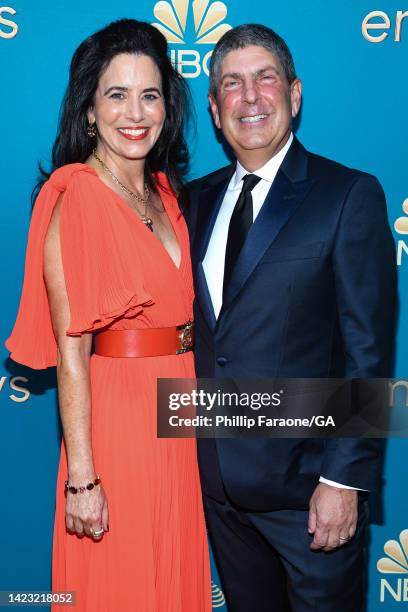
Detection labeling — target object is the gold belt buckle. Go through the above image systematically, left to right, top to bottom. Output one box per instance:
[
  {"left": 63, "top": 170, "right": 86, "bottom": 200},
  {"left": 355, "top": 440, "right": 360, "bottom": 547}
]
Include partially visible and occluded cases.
[{"left": 176, "top": 320, "right": 195, "bottom": 354}]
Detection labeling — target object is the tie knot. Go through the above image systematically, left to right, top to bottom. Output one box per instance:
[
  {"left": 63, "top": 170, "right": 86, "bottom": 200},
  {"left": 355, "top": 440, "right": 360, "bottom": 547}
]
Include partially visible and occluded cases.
[{"left": 242, "top": 174, "right": 261, "bottom": 193}]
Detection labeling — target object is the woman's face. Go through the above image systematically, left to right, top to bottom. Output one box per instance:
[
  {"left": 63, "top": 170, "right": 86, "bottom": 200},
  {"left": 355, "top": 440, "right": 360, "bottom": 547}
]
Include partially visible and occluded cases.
[{"left": 88, "top": 53, "right": 166, "bottom": 161}]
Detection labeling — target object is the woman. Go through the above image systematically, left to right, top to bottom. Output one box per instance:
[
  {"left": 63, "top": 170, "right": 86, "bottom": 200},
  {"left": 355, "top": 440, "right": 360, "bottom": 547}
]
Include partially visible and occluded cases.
[{"left": 6, "top": 19, "right": 211, "bottom": 611}]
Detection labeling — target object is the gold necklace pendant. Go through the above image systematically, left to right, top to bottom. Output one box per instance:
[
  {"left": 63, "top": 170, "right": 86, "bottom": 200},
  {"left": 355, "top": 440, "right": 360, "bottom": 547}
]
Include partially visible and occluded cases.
[{"left": 143, "top": 216, "right": 154, "bottom": 231}]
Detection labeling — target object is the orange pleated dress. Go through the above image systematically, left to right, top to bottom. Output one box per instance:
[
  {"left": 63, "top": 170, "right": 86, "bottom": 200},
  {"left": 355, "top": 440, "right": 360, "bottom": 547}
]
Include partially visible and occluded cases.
[{"left": 6, "top": 164, "right": 211, "bottom": 611}]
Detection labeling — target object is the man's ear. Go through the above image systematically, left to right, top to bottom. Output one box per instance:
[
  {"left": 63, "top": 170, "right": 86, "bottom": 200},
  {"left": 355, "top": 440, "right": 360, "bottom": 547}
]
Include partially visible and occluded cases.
[
  {"left": 290, "top": 79, "right": 302, "bottom": 119},
  {"left": 209, "top": 94, "right": 221, "bottom": 129}
]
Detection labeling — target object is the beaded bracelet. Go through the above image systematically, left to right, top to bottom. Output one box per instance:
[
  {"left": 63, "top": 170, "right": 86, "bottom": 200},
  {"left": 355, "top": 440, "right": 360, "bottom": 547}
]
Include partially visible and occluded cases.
[{"left": 64, "top": 475, "right": 101, "bottom": 494}]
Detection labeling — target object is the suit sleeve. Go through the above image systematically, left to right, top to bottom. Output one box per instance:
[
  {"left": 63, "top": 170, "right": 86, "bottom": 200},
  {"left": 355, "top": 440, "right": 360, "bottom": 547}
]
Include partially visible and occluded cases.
[
  {"left": 320, "top": 174, "right": 397, "bottom": 491},
  {"left": 179, "top": 180, "right": 200, "bottom": 243}
]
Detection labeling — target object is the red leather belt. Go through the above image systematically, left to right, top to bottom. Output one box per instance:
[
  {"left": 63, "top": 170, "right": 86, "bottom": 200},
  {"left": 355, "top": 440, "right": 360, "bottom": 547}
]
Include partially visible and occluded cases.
[{"left": 94, "top": 321, "right": 194, "bottom": 358}]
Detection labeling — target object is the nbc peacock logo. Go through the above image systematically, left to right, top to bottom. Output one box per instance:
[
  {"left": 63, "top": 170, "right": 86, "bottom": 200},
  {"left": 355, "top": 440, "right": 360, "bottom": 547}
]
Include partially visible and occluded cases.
[
  {"left": 152, "top": 0, "right": 232, "bottom": 78},
  {"left": 394, "top": 198, "right": 408, "bottom": 266},
  {"left": 377, "top": 529, "right": 408, "bottom": 602},
  {"left": 211, "top": 580, "right": 226, "bottom": 608}
]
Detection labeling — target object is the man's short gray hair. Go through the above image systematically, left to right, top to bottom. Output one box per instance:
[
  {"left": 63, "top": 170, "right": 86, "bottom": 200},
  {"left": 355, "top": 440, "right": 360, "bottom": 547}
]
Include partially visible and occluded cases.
[{"left": 209, "top": 24, "right": 297, "bottom": 98}]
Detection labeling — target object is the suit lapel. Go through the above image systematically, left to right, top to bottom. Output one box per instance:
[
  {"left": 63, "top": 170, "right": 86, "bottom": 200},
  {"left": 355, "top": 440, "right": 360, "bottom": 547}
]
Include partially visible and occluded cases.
[
  {"left": 221, "top": 138, "right": 316, "bottom": 314},
  {"left": 192, "top": 165, "right": 234, "bottom": 330},
  {"left": 192, "top": 166, "right": 234, "bottom": 267},
  {"left": 196, "top": 262, "right": 217, "bottom": 329}
]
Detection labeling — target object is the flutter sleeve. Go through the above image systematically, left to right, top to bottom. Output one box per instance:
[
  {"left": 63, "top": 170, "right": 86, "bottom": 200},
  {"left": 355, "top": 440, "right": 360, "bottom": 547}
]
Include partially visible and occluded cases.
[{"left": 6, "top": 164, "right": 153, "bottom": 369}]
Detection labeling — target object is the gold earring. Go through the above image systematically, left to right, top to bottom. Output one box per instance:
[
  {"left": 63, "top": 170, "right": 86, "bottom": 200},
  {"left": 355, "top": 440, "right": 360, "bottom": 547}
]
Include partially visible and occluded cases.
[{"left": 87, "top": 122, "right": 96, "bottom": 138}]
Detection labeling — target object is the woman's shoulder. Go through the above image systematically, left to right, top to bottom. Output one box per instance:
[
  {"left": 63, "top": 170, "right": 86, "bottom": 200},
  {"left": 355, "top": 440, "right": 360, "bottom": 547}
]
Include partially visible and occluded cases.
[
  {"left": 48, "top": 162, "right": 98, "bottom": 192},
  {"left": 32, "top": 163, "right": 104, "bottom": 223}
]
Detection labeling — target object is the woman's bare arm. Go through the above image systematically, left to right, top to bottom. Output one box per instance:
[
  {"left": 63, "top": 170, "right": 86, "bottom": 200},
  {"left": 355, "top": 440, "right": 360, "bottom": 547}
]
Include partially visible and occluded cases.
[{"left": 43, "top": 194, "right": 108, "bottom": 537}]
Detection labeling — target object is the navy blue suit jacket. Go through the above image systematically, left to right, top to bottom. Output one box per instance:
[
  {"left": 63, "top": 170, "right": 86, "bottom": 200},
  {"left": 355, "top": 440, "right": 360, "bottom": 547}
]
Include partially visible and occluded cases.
[{"left": 184, "top": 137, "right": 397, "bottom": 511}]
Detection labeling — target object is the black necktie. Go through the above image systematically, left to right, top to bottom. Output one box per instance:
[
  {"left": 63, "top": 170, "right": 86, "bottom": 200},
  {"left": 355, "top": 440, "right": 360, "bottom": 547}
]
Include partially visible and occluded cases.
[{"left": 223, "top": 174, "right": 261, "bottom": 299}]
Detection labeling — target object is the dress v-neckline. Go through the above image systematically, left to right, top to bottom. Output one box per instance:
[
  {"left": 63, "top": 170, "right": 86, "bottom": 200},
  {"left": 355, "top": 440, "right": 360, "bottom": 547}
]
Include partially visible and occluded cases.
[{"left": 90, "top": 168, "right": 183, "bottom": 273}]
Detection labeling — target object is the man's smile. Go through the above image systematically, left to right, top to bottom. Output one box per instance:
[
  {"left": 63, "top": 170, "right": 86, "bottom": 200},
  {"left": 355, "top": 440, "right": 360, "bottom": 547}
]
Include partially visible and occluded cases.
[{"left": 239, "top": 113, "right": 269, "bottom": 124}]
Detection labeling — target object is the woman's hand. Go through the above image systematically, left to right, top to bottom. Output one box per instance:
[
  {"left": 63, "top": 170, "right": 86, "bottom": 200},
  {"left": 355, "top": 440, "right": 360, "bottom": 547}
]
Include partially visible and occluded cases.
[{"left": 66, "top": 482, "right": 109, "bottom": 539}]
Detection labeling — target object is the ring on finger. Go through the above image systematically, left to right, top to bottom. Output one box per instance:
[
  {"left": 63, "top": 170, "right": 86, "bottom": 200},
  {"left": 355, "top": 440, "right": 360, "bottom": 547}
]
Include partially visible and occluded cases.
[{"left": 90, "top": 527, "right": 104, "bottom": 538}]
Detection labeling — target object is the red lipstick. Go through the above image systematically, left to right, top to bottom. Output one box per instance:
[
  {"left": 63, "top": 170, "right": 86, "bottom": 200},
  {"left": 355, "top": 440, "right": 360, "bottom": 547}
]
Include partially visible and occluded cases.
[{"left": 118, "top": 126, "right": 150, "bottom": 141}]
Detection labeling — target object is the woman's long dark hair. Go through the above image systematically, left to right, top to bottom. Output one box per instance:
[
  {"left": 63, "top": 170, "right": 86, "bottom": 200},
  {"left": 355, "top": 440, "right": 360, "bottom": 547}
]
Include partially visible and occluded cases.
[{"left": 37, "top": 19, "right": 192, "bottom": 198}]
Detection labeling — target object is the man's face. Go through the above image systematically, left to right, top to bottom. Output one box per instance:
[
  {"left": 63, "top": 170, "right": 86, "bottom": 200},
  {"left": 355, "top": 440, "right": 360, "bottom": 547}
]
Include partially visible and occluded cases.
[{"left": 209, "top": 45, "right": 302, "bottom": 170}]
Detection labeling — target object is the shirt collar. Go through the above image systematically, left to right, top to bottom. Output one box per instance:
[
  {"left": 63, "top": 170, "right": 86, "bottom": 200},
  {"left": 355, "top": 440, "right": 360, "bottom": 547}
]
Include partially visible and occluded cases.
[{"left": 233, "top": 132, "right": 294, "bottom": 188}]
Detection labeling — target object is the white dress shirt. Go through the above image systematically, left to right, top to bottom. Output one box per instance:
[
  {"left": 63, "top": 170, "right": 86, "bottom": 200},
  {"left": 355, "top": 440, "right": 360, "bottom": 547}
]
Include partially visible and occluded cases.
[
  {"left": 202, "top": 133, "right": 363, "bottom": 492},
  {"left": 203, "top": 133, "right": 293, "bottom": 319}
]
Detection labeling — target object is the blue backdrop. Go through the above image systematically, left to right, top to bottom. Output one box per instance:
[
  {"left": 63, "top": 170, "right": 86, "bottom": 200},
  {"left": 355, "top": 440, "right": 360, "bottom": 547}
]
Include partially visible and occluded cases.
[{"left": 1, "top": 1, "right": 407, "bottom": 609}]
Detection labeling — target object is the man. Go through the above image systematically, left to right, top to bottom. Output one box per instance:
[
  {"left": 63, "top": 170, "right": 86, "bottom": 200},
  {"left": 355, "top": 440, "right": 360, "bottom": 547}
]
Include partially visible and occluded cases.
[{"left": 185, "top": 24, "right": 397, "bottom": 612}]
